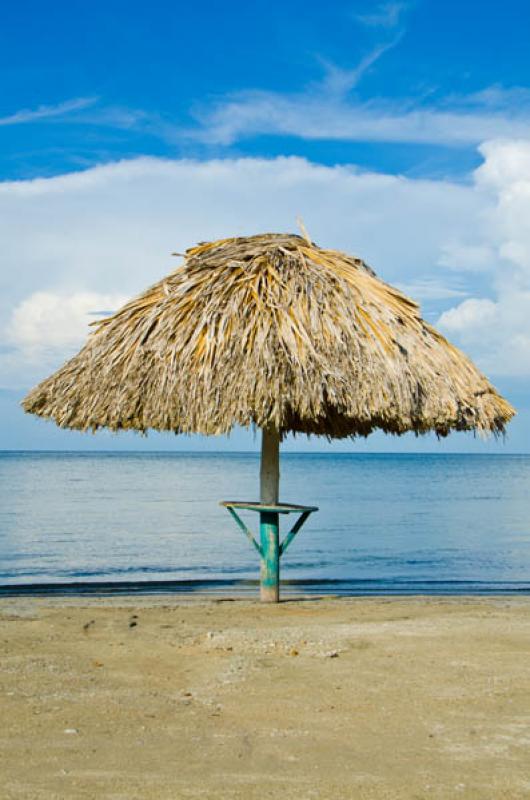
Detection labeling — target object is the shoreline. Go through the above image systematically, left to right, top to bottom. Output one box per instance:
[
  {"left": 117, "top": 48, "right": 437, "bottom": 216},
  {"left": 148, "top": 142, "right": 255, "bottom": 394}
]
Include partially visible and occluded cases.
[{"left": 2, "top": 577, "right": 530, "bottom": 598}]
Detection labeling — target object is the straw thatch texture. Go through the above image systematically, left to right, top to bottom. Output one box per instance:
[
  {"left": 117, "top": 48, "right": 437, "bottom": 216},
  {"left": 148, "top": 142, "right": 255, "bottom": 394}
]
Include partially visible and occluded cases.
[{"left": 23, "top": 233, "right": 515, "bottom": 438}]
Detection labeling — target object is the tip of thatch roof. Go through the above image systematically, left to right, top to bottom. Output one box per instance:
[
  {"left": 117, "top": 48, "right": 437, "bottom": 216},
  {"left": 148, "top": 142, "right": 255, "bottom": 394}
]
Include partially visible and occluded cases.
[{"left": 22, "top": 233, "right": 515, "bottom": 438}]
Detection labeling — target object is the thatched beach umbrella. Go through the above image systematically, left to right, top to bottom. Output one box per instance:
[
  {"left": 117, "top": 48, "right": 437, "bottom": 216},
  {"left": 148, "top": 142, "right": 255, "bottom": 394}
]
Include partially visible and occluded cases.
[{"left": 23, "top": 233, "right": 515, "bottom": 601}]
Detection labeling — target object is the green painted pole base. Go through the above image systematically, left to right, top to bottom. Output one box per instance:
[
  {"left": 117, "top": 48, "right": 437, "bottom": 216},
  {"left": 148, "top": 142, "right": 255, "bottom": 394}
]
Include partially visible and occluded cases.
[{"left": 260, "top": 511, "right": 280, "bottom": 603}]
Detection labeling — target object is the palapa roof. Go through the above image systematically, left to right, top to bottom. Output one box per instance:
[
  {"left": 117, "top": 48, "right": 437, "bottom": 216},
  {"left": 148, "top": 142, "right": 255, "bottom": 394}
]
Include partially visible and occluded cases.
[{"left": 23, "top": 233, "right": 515, "bottom": 438}]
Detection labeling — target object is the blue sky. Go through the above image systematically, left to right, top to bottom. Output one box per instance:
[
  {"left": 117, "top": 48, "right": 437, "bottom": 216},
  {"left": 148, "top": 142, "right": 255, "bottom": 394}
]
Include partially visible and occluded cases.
[
  {"left": 1, "top": 0, "right": 530, "bottom": 451},
  {"left": 3, "top": 0, "right": 530, "bottom": 179}
]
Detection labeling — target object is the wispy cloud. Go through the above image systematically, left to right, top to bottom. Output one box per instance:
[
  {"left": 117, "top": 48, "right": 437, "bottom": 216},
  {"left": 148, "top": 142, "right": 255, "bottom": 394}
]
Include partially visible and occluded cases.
[
  {"left": 355, "top": 2, "right": 409, "bottom": 29},
  {"left": 178, "top": 11, "right": 530, "bottom": 152},
  {"left": 318, "top": 37, "right": 402, "bottom": 95},
  {"left": 4, "top": 54, "right": 530, "bottom": 162},
  {"left": 192, "top": 78, "right": 530, "bottom": 147},
  {"left": 4, "top": 83, "right": 530, "bottom": 159},
  {"left": 0, "top": 97, "right": 98, "bottom": 127},
  {"left": 395, "top": 278, "right": 469, "bottom": 301}
]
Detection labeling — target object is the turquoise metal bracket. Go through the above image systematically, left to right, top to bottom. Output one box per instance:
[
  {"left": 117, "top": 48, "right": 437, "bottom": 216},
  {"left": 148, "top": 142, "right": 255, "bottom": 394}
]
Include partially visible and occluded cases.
[
  {"left": 220, "top": 501, "right": 318, "bottom": 601},
  {"left": 221, "top": 501, "right": 317, "bottom": 558},
  {"left": 225, "top": 505, "right": 263, "bottom": 555},
  {"left": 279, "top": 510, "right": 312, "bottom": 555}
]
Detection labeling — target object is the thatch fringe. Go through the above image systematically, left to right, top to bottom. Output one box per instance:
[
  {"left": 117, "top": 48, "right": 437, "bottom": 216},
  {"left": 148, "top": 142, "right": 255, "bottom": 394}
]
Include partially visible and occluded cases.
[{"left": 22, "top": 233, "right": 515, "bottom": 438}]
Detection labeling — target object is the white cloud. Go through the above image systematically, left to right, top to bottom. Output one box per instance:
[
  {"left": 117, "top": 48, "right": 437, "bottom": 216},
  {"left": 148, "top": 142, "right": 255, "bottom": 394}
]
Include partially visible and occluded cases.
[
  {"left": 0, "top": 98, "right": 98, "bottom": 127},
  {"left": 476, "top": 138, "right": 530, "bottom": 191},
  {"left": 437, "top": 139, "right": 530, "bottom": 376},
  {"left": 1, "top": 141, "right": 530, "bottom": 389},
  {"left": 0, "top": 155, "right": 484, "bottom": 388},
  {"left": 9, "top": 291, "right": 129, "bottom": 357},
  {"left": 438, "top": 291, "right": 530, "bottom": 376},
  {"left": 438, "top": 298, "right": 498, "bottom": 332}
]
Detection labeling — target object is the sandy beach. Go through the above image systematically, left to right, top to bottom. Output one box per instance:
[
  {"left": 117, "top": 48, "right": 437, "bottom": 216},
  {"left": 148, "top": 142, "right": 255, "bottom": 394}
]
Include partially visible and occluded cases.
[{"left": 1, "top": 596, "right": 530, "bottom": 799}]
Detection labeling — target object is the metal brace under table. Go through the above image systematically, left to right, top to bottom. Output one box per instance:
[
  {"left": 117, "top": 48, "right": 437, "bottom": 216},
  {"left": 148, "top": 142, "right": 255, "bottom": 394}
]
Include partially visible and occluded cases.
[{"left": 220, "top": 501, "right": 318, "bottom": 602}]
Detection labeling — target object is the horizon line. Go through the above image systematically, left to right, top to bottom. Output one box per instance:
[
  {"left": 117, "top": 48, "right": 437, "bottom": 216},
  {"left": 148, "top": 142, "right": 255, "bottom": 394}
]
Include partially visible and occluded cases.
[{"left": 0, "top": 449, "right": 528, "bottom": 456}]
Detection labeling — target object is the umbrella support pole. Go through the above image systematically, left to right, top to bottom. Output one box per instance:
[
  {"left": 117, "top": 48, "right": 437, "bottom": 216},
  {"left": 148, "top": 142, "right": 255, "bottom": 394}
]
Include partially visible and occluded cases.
[{"left": 221, "top": 502, "right": 318, "bottom": 602}]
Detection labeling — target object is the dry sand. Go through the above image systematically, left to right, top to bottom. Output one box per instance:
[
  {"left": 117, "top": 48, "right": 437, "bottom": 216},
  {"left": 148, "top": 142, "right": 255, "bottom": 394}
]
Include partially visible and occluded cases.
[{"left": 1, "top": 595, "right": 530, "bottom": 799}]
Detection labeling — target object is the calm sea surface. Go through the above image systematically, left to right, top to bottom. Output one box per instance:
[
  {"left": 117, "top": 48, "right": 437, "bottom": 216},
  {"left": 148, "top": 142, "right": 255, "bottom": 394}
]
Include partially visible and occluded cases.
[{"left": 1, "top": 452, "right": 530, "bottom": 595}]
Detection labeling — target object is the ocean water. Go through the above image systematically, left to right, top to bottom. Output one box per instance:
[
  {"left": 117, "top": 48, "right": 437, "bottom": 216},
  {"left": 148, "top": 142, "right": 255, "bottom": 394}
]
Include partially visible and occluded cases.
[{"left": 1, "top": 452, "right": 530, "bottom": 595}]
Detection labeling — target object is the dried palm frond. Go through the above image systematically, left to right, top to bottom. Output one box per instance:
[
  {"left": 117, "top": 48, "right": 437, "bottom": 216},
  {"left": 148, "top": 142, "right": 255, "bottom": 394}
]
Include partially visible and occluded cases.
[{"left": 22, "top": 233, "right": 515, "bottom": 438}]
